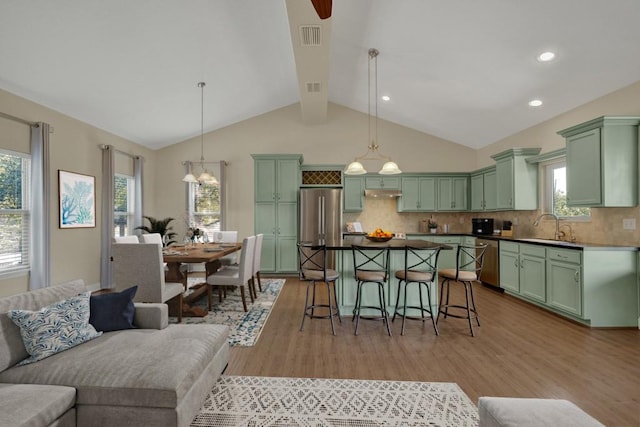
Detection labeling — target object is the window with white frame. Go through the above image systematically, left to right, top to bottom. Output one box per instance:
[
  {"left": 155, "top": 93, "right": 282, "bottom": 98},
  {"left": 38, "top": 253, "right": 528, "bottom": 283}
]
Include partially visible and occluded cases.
[
  {"left": 0, "top": 149, "right": 30, "bottom": 273},
  {"left": 544, "top": 160, "right": 590, "bottom": 219},
  {"left": 187, "top": 162, "right": 224, "bottom": 240},
  {"left": 114, "top": 174, "right": 135, "bottom": 237}
]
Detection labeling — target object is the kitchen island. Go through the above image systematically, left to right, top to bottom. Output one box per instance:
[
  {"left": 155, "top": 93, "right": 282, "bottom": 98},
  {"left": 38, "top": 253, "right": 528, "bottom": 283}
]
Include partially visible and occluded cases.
[{"left": 309, "top": 236, "right": 458, "bottom": 316}]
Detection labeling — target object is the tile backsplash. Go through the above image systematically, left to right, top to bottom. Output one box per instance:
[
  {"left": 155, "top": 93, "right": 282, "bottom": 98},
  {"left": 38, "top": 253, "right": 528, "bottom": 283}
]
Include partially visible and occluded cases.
[{"left": 344, "top": 198, "right": 640, "bottom": 246}]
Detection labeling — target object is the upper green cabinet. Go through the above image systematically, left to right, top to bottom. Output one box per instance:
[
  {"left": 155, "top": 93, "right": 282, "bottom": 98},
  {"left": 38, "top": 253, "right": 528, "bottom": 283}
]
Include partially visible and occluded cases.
[
  {"left": 558, "top": 116, "right": 640, "bottom": 207},
  {"left": 491, "top": 148, "right": 540, "bottom": 210},
  {"left": 254, "top": 155, "right": 301, "bottom": 203},
  {"left": 470, "top": 166, "right": 496, "bottom": 211},
  {"left": 344, "top": 176, "right": 365, "bottom": 212},
  {"left": 365, "top": 176, "right": 400, "bottom": 190},
  {"left": 398, "top": 176, "right": 436, "bottom": 212},
  {"left": 436, "top": 176, "right": 468, "bottom": 211}
]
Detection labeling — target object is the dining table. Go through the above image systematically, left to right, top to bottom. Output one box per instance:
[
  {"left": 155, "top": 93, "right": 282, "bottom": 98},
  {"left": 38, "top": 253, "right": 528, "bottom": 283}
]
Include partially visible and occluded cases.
[{"left": 162, "top": 242, "right": 242, "bottom": 317}]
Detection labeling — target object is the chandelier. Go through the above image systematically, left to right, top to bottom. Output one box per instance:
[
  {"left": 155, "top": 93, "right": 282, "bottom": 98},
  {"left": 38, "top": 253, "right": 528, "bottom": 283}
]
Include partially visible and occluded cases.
[
  {"left": 344, "top": 48, "right": 402, "bottom": 175},
  {"left": 182, "top": 82, "right": 218, "bottom": 185}
]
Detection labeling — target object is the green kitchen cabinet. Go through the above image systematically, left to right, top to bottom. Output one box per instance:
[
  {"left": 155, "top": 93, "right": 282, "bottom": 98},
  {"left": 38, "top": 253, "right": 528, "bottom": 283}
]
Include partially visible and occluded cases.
[
  {"left": 558, "top": 116, "right": 640, "bottom": 207},
  {"left": 492, "top": 148, "right": 540, "bottom": 210},
  {"left": 252, "top": 154, "right": 302, "bottom": 273},
  {"left": 470, "top": 167, "right": 496, "bottom": 211},
  {"left": 344, "top": 176, "right": 364, "bottom": 212},
  {"left": 365, "top": 176, "right": 400, "bottom": 189},
  {"left": 398, "top": 176, "right": 436, "bottom": 212},
  {"left": 436, "top": 176, "right": 468, "bottom": 211},
  {"left": 427, "top": 235, "right": 461, "bottom": 269},
  {"left": 499, "top": 242, "right": 546, "bottom": 303},
  {"left": 546, "top": 250, "right": 582, "bottom": 317}
]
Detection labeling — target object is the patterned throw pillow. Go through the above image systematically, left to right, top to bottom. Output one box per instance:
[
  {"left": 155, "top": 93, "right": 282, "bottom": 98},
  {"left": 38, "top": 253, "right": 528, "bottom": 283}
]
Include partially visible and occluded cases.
[{"left": 8, "top": 291, "right": 102, "bottom": 365}]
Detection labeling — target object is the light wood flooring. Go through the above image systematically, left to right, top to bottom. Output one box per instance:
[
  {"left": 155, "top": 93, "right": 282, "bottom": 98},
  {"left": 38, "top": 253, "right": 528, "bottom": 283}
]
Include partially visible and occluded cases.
[{"left": 226, "top": 277, "right": 640, "bottom": 426}]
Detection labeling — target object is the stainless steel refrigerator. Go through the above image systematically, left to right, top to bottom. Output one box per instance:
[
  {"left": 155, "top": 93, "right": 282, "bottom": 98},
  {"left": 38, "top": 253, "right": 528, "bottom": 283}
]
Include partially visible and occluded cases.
[{"left": 299, "top": 188, "right": 343, "bottom": 267}]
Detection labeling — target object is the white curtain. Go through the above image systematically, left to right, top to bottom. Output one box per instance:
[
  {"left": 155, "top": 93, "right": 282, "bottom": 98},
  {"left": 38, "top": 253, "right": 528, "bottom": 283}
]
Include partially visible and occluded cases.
[
  {"left": 29, "top": 123, "right": 51, "bottom": 290},
  {"left": 100, "top": 145, "right": 115, "bottom": 288},
  {"left": 133, "top": 156, "right": 143, "bottom": 234}
]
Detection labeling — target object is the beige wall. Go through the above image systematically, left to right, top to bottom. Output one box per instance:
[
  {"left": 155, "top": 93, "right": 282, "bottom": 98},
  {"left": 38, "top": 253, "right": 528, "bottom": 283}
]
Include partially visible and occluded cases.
[
  {"left": 1, "top": 78, "right": 639, "bottom": 297},
  {"left": 0, "top": 89, "right": 156, "bottom": 297},
  {"left": 154, "top": 103, "right": 476, "bottom": 240}
]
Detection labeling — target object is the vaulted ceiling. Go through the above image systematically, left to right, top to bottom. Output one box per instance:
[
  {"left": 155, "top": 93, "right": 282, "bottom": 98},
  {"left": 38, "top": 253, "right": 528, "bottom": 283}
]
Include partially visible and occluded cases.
[{"left": 1, "top": 1, "right": 639, "bottom": 150}]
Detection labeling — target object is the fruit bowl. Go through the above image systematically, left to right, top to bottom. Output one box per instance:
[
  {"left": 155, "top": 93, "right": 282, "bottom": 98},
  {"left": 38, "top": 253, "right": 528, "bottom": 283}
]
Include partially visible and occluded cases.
[{"left": 365, "top": 235, "right": 393, "bottom": 242}]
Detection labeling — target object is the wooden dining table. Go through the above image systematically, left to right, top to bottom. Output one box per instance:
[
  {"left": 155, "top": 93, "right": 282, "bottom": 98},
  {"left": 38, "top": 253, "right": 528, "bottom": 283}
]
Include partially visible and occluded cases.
[{"left": 163, "top": 242, "right": 242, "bottom": 317}]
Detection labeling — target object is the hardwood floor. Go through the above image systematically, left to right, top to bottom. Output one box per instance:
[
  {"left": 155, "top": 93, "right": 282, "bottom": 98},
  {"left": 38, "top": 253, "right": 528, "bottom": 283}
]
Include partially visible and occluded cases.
[{"left": 227, "top": 277, "right": 640, "bottom": 426}]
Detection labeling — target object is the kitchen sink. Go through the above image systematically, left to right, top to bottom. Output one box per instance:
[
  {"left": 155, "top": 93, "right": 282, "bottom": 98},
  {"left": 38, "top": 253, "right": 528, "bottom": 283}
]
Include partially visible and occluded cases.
[{"left": 518, "top": 238, "right": 582, "bottom": 247}]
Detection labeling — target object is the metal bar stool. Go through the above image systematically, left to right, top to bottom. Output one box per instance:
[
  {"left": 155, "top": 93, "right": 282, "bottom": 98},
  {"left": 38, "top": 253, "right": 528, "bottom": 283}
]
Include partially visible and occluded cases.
[
  {"left": 298, "top": 242, "right": 342, "bottom": 335},
  {"left": 436, "top": 243, "right": 488, "bottom": 336},
  {"left": 351, "top": 245, "right": 392, "bottom": 336},
  {"left": 393, "top": 245, "right": 442, "bottom": 335}
]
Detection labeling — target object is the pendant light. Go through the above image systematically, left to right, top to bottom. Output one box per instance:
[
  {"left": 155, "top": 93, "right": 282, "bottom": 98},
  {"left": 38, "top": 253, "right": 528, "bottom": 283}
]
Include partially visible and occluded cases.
[
  {"left": 345, "top": 48, "right": 402, "bottom": 175},
  {"left": 182, "top": 82, "right": 218, "bottom": 185}
]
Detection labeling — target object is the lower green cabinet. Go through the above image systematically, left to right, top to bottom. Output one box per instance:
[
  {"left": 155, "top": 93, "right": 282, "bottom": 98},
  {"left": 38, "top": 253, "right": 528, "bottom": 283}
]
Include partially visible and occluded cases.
[{"left": 499, "top": 242, "right": 638, "bottom": 327}]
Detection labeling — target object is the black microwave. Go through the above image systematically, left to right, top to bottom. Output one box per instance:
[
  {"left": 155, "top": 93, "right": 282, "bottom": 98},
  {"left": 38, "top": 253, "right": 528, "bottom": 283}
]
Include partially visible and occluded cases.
[{"left": 472, "top": 218, "right": 494, "bottom": 235}]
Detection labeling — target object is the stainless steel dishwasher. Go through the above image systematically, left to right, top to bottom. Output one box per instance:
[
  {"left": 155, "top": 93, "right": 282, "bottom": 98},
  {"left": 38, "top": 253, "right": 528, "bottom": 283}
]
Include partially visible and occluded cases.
[{"left": 476, "top": 238, "right": 499, "bottom": 287}]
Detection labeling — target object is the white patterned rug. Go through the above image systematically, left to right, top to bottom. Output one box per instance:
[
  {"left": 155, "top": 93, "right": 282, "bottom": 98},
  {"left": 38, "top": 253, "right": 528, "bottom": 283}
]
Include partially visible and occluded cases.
[
  {"left": 169, "top": 278, "right": 284, "bottom": 346},
  {"left": 192, "top": 375, "right": 478, "bottom": 426}
]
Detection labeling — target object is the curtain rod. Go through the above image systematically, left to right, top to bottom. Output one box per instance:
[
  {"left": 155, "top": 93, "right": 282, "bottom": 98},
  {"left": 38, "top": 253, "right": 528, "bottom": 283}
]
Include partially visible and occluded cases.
[
  {"left": 0, "top": 111, "right": 38, "bottom": 127},
  {"left": 100, "top": 144, "right": 144, "bottom": 161}
]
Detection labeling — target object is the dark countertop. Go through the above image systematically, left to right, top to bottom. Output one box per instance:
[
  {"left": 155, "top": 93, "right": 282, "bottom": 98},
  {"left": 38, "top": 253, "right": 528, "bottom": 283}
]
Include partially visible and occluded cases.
[
  {"left": 403, "top": 232, "right": 639, "bottom": 251},
  {"left": 305, "top": 237, "right": 451, "bottom": 250}
]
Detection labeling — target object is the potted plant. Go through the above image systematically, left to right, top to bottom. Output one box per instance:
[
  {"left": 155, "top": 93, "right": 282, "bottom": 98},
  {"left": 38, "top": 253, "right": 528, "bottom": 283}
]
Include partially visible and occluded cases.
[
  {"left": 135, "top": 216, "right": 177, "bottom": 246},
  {"left": 428, "top": 218, "right": 438, "bottom": 234}
]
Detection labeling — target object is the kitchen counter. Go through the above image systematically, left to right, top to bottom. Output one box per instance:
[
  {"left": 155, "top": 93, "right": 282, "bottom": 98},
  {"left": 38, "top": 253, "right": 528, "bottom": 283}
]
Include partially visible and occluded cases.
[
  {"left": 404, "top": 232, "right": 639, "bottom": 251},
  {"left": 306, "top": 236, "right": 451, "bottom": 250}
]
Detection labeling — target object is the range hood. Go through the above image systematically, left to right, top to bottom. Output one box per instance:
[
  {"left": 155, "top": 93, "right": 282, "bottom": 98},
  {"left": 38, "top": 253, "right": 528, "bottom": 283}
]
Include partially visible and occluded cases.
[{"left": 364, "top": 189, "right": 403, "bottom": 198}]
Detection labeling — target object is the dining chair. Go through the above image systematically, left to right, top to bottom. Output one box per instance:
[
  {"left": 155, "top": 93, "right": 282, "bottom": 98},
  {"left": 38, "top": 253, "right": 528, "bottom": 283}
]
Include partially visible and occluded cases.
[
  {"left": 215, "top": 230, "right": 239, "bottom": 266},
  {"left": 140, "top": 233, "right": 189, "bottom": 288},
  {"left": 250, "top": 233, "right": 264, "bottom": 295},
  {"left": 113, "top": 235, "right": 139, "bottom": 243},
  {"left": 206, "top": 235, "right": 255, "bottom": 312},
  {"left": 298, "top": 241, "right": 341, "bottom": 335},
  {"left": 111, "top": 243, "right": 184, "bottom": 322},
  {"left": 437, "top": 243, "right": 488, "bottom": 336},
  {"left": 351, "top": 245, "right": 392, "bottom": 336},
  {"left": 392, "top": 245, "right": 441, "bottom": 335}
]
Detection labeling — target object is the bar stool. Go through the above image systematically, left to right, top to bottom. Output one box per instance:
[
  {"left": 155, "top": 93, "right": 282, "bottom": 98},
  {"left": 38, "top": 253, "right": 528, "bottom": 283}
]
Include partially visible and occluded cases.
[
  {"left": 298, "top": 242, "right": 342, "bottom": 335},
  {"left": 436, "top": 243, "right": 488, "bottom": 336},
  {"left": 351, "top": 245, "right": 392, "bottom": 336},
  {"left": 393, "top": 245, "right": 441, "bottom": 335}
]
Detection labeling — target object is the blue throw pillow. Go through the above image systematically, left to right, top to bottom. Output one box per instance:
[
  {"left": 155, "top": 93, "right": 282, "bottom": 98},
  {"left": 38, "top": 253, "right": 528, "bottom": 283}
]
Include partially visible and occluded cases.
[
  {"left": 89, "top": 286, "right": 137, "bottom": 332},
  {"left": 8, "top": 291, "right": 102, "bottom": 365}
]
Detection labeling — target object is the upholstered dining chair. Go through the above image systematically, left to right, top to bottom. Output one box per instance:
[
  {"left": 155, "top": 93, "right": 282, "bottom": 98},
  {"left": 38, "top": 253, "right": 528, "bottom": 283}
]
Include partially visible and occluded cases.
[
  {"left": 215, "top": 231, "right": 239, "bottom": 266},
  {"left": 140, "top": 233, "right": 189, "bottom": 288},
  {"left": 250, "top": 233, "right": 264, "bottom": 295},
  {"left": 113, "top": 235, "right": 139, "bottom": 243},
  {"left": 206, "top": 235, "right": 255, "bottom": 312},
  {"left": 111, "top": 243, "right": 184, "bottom": 322},
  {"left": 437, "top": 243, "right": 488, "bottom": 336}
]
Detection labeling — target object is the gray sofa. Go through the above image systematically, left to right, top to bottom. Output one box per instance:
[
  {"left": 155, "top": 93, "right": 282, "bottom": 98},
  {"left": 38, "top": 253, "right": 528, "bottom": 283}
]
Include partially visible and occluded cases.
[{"left": 0, "top": 280, "right": 230, "bottom": 427}]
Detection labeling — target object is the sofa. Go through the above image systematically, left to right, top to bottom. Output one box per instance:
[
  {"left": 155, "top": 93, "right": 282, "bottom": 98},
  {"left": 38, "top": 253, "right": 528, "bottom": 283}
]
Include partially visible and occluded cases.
[{"left": 0, "top": 280, "right": 230, "bottom": 427}]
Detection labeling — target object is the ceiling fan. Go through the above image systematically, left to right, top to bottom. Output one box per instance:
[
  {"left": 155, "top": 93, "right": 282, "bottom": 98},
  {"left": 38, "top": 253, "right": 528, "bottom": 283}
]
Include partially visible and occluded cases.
[{"left": 310, "top": 0, "right": 332, "bottom": 19}]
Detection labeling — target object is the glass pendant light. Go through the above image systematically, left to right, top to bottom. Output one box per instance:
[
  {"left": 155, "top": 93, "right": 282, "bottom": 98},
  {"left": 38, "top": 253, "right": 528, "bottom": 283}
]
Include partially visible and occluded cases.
[{"left": 345, "top": 48, "right": 402, "bottom": 175}]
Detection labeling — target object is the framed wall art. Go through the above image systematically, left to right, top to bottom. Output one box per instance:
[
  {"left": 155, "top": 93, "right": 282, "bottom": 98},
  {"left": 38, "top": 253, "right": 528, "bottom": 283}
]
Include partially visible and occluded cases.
[{"left": 58, "top": 170, "right": 96, "bottom": 228}]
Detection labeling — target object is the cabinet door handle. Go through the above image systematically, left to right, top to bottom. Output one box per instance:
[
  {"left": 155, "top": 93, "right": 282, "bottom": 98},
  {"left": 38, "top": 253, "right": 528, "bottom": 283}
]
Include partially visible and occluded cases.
[
  {"left": 514, "top": 259, "right": 518, "bottom": 268},
  {"left": 574, "top": 271, "right": 579, "bottom": 283}
]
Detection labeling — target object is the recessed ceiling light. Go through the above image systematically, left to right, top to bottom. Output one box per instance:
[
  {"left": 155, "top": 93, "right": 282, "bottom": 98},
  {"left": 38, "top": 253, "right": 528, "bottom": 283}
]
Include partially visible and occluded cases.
[
  {"left": 537, "top": 51, "right": 556, "bottom": 62},
  {"left": 381, "top": 95, "right": 390, "bottom": 102},
  {"left": 528, "top": 99, "right": 543, "bottom": 107}
]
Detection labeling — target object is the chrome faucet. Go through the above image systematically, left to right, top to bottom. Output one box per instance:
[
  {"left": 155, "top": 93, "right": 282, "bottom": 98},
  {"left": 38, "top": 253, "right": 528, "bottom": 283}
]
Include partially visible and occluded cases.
[{"left": 533, "top": 213, "right": 562, "bottom": 240}]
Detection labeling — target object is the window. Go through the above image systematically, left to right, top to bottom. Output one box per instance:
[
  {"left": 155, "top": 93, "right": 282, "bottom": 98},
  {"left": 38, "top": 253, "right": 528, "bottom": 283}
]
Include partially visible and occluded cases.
[
  {"left": 0, "top": 149, "right": 30, "bottom": 274},
  {"left": 545, "top": 160, "right": 590, "bottom": 219},
  {"left": 187, "top": 162, "right": 224, "bottom": 240},
  {"left": 114, "top": 174, "right": 135, "bottom": 237}
]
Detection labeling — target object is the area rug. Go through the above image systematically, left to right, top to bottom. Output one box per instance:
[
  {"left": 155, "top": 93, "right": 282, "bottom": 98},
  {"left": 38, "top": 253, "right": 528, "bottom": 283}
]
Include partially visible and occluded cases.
[
  {"left": 169, "top": 278, "right": 284, "bottom": 346},
  {"left": 192, "top": 375, "right": 479, "bottom": 426}
]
